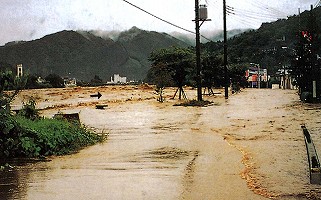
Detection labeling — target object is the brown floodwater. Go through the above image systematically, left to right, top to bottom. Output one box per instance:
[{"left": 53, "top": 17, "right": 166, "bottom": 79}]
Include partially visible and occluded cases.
[{"left": 2, "top": 87, "right": 321, "bottom": 199}]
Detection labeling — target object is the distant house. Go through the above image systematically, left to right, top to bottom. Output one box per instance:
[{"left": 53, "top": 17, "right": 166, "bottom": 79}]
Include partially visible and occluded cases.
[
  {"left": 245, "top": 66, "right": 268, "bottom": 88},
  {"left": 107, "top": 74, "right": 127, "bottom": 84},
  {"left": 37, "top": 77, "right": 46, "bottom": 84},
  {"left": 63, "top": 77, "right": 77, "bottom": 87}
]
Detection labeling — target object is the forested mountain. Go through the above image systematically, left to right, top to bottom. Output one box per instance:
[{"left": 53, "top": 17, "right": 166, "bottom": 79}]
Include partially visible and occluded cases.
[
  {"left": 203, "top": 6, "right": 321, "bottom": 74},
  {"left": 0, "top": 27, "right": 189, "bottom": 81}
]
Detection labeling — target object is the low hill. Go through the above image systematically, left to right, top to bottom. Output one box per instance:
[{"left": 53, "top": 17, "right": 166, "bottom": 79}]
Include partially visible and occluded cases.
[{"left": 0, "top": 27, "right": 189, "bottom": 81}]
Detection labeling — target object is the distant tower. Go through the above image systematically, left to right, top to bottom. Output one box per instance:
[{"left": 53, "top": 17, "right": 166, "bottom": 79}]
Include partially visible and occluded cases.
[{"left": 17, "top": 64, "right": 23, "bottom": 77}]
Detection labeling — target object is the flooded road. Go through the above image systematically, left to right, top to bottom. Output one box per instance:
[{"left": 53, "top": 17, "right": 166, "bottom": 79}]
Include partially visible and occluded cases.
[{"left": 2, "top": 87, "right": 321, "bottom": 199}]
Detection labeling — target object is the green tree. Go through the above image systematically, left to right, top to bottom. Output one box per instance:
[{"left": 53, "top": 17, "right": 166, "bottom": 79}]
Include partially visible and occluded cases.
[
  {"left": 290, "top": 8, "right": 321, "bottom": 102},
  {"left": 291, "top": 32, "right": 314, "bottom": 93},
  {"left": 148, "top": 46, "right": 194, "bottom": 100},
  {"left": 201, "top": 53, "right": 224, "bottom": 95},
  {"left": 146, "top": 62, "right": 174, "bottom": 102},
  {"left": 228, "top": 64, "right": 248, "bottom": 92},
  {"left": 0, "top": 70, "right": 27, "bottom": 112},
  {"left": 0, "top": 70, "right": 28, "bottom": 157},
  {"left": 26, "top": 74, "right": 39, "bottom": 89},
  {"left": 45, "top": 74, "right": 64, "bottom": 88},
  {"left": 90, "top": 75, "right": 103, "bottom": 86}
]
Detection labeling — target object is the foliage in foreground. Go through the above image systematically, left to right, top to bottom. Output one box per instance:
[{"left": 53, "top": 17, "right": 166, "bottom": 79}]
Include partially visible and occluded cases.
[
  {"left": 0, "top": 70, "right": 105, "bottom": 158},
  {"left": 0, "top": 112, "right": 105, "bottom": 158}
]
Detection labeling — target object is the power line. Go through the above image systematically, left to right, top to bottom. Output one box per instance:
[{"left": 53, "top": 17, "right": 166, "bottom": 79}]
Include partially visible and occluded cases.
[
  {"left": 122, "top": 0, "right": 213, "bottom": 42},
  {"left": 122, "top": 0, "right": 194, "bottom": 34},
  {"left": 225, "top": 0, "right": 290, "bottom": 30},
  {"left": 226, "top": 0, "right": 288, "bottom": 25},
  {"left": 246, "top": 0, "right": 288, "bottom": 17},
  {"left": 315, "top": 0, "right": 321, "bottom": 7},
  {"left": 227, "top": 6, "right": 281, "bottom": 22},
  {"left": 228, "top": 6, "right": 285, "bottom": 20},
  {"left": 227, "top": 12, "right": 260, "bottom": 28}
]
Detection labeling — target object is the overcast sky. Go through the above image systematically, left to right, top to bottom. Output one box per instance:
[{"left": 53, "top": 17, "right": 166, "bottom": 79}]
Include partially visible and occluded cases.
[{"left": 0, "top": 0, "right": 318, "bottom": 45}]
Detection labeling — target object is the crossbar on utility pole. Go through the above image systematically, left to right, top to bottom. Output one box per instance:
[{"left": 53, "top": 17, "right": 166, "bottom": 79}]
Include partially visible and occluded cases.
[{"left": 223, "top": 0, "right": 228, "bottom": 99}]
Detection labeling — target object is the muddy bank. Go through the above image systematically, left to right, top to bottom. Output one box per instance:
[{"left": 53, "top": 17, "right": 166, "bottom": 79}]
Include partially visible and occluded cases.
[{"left": 2, "top": 86, "right": 321, "bottom": 199}]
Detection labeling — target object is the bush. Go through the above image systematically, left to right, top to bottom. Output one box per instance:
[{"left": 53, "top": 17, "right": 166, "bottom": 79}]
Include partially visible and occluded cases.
[
  {"left": 45, "top": 74, "right": 64, "bottom": 88},
  {"left": 18, "top": 98, "right": 40, "bottom": 120},
  {"left": 0, "top": 110, "right": 35, "bottom": 157},
  {"left": 0, "top": 114, "right": 105, "bottom": 158},
  {"left": 16, "top": 117, "right": 105, "bottom": 157}
]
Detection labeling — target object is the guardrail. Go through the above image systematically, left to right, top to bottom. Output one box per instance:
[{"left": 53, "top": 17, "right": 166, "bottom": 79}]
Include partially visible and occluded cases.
[{"left": 302, "top": 125, "right": 321, "bottom": 184}]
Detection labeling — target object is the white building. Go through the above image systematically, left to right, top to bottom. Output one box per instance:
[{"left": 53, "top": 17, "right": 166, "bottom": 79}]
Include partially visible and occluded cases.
[
  {"left": 17, "top": 64, "right": 23, "bottom": 77},
  {"left": 108, "top": 74, "right": 127, "bottom": 84},
  {"left": 64, "top": 77, "right": 77, "bottom": 87}
]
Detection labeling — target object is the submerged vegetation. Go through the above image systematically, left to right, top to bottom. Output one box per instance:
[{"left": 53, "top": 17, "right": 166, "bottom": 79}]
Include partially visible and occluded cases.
[{"left": 173, "top": 100, "right": 218, "bottom": 107}]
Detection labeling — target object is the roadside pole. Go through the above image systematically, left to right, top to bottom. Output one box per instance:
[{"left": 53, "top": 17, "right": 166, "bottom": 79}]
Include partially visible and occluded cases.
[{"left": 223, "top": 0, "right": 228, "bottom": 99}]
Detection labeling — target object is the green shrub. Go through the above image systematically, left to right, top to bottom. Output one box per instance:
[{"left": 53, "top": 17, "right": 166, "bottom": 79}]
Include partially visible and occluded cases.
[
  {"left": 18, "top": 98, "right": 40, "bottom": 120},
  {"left": 0, "top": 110, "right": 24, "bottom": 157},
  {"left": 0, "top": 114, "right": 105, "bottom": 158},
  {"left": 16, "top": 117, "right": 105, "bottom": 157}
]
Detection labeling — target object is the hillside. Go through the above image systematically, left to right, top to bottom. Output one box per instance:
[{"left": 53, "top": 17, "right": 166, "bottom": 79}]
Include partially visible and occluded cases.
[
  {"left": 203, "top": 6, "right": 321, "bottom": 74},
  {"left": 0, "top": 27, "right": 189, "bottom": 81},
  {"left": 116, "top": 27, "right": 189, "bottom": 80}
]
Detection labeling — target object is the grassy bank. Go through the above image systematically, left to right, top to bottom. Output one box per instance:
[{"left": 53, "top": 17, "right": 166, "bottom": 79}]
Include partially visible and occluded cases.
[{"left": 0, "top": 111, "right": 105, "bottom": 158}]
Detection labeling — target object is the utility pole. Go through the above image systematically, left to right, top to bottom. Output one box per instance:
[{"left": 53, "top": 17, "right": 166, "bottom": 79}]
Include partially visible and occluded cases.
[
  {"left": 195, "top": 0, "right": 202, "bottom": 101},
  {"left": 223, "top": 0, "right": 228, "bottom": 99},
  {"left": 194, "top": 2, "right": 210, "bottom": 101},
  {"left": 309, "top": 4, "right": 320, "bottom": 101},
  {"left": 298, "top": 8, "right": 301, "bottom": 31},
  {"left": 250, "top": 62, "right": 261, "bottom": 88}
]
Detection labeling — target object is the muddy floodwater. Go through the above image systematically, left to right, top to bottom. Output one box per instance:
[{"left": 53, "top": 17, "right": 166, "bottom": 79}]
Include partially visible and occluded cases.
[{"left": 2, "top": 86, "right": 321, "bottom": 199}]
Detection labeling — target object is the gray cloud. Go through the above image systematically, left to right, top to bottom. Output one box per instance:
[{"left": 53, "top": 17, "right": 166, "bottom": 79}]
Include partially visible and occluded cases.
[{"left": 0, "top": 0, "right": 317, "bottom": 46}]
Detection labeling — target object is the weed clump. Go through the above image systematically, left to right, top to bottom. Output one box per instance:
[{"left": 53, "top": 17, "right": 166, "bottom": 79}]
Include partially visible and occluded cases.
[{"left": 173, "top": 100, "right": 215, "bottom": 107}]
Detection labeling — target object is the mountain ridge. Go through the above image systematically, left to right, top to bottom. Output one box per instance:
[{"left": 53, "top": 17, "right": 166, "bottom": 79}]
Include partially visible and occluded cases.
[{"left": 0, "top": 27, "right": 191, "bottom": 81}]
